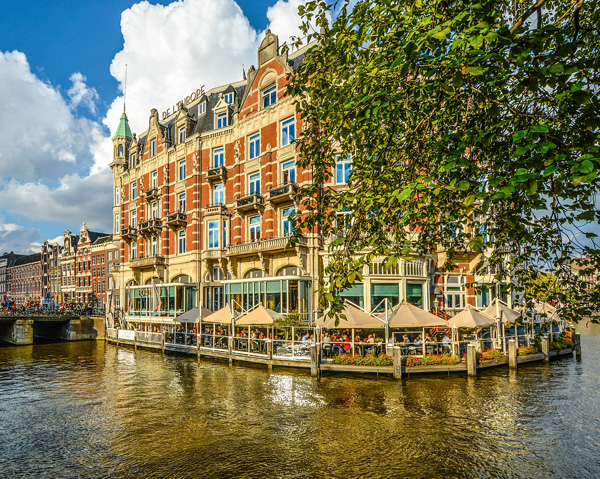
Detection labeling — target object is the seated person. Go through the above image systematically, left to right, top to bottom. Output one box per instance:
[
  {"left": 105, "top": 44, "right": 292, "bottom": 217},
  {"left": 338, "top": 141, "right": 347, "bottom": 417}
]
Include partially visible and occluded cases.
[{"left": 415, "top": 334, "right": 423, "bottom": 345}]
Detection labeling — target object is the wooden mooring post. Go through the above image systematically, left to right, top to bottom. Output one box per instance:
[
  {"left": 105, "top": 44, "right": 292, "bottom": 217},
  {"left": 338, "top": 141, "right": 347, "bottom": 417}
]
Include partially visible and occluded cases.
[
  {"left": 574, "top": 332, "right": 582, "bottom": 359},
  {"left": 541, "top": 336, "right": 551, "bottom": 362},
  {"left": 508, "top": 339, "right": 517, "bottom": 369},
  {"left": 467, "top": 343, "right": 478, "bottom": 377},
  {"left": 392, "top": 346, "right": 403, "bottom": 379}
]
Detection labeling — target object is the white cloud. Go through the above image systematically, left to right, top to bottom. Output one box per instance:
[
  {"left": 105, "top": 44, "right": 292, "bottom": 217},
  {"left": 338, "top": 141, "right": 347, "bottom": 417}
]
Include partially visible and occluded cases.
[
  {"left": 266, "top": 0, "right": 307, "bottom": 48},
  {"left": 67, "top": 72, "right": 99, "bottom": 113},
  {"left": 0, "top": 219, "right": 42, "bottom": 255}
]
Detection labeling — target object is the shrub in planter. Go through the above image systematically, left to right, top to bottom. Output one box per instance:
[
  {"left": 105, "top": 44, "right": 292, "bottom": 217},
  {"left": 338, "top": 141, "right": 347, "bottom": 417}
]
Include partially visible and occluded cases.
[
  {"left": 517, "top": 345, "right": 540, "bottom": 356},
  {"left": 477, "top": 349, "right": 503, "bottom": 361},
  {"left": 332, "top": 353, "right": 393, "bottom": 366},
  {"left": 404, "top": 353, "right": 460, "bottom": 367}
]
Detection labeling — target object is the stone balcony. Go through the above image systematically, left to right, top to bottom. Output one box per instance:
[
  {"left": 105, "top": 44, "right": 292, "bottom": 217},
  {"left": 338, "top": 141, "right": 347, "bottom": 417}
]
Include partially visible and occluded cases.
[
  {"left": 206, "top": 165, "right": 227, "bottom": 181},
  {"left": 267, "top": 182, "right": 297, "bottom": 204},
  {"left": 145, "top": 187, "right": 160, "bottom": 202},
  {"left": 235, "top": 194, "right": 264, "bottom": 213},
  {"left": 204, "top": 204, "right": 229, "bottom": 217},
  {"left": 166, "top": 212, "right": 187, "bottom": 229},
  {"left": 138, "top": 219, "right": 162, "bottom": 236},
  {"left": 121, "top": 226, "right": 137, "bottom": 243},
  {"left": 227, "top": 235, "right": 307, "bottom": 257},
  {"left": 203, "top": 249, "right": 226, "bottom": 260},
  {"left": 130, "top": 255, "right": 166, "bottom": 270}
]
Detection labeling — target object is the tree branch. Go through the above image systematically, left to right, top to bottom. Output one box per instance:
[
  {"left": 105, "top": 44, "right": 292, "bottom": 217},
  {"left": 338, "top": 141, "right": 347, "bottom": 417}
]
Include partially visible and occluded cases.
[{"left": 510, "top": 0, "right": 550, "bottom": 34}]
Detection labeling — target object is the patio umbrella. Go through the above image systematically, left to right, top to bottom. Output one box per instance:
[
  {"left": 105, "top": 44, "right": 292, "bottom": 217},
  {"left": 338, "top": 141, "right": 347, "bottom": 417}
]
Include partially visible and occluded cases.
[
  {"left": 483, "top": 298, "right": 521, "bottom": 324},
  {"left": 315, "top": 301, "right": 386, "bottom": 329},
  {"left": 388, "top": 302, "right": 448, "bottom": 328},
  {"left": 236, "top": 305, "right": 283, "bottom": 325},
  {"left": 174, "top": 306, "right": 213, "bottom": 323},
  {"left": 203, "top": 306, "right": 234, "bottom": 324},
  {"left": 447, "top": 307, "right": 495, "bottom": 329}
]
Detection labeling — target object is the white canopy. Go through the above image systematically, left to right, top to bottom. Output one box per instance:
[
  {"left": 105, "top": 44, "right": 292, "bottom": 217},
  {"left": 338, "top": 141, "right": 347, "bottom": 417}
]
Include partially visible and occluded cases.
[
  {"left": 483, "top": 298, "right": 521, "bottom": 324},
  {"left": 315, "top": 301, "right": 386, "bottom": 329},
  {"left": 388, "top": 302, "right": 448, "bottom": 328},
  {"left": 235, "top": 305, "right": 283, "bottom": 326},
  {"left": 174, "top": 306, "right": 214, "bottom": 323},
  {"left": 202, "top": 306, "right": 234, "bottom": 324},
  {"left": 447, "top": 307, "right": 495, "bottom": 329}
]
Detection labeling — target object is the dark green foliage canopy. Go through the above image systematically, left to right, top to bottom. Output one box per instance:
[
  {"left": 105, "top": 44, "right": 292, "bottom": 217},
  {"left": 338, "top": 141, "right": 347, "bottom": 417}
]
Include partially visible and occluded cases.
[{"left": 288, "top": 0, "right": 600, "bottom": 321}]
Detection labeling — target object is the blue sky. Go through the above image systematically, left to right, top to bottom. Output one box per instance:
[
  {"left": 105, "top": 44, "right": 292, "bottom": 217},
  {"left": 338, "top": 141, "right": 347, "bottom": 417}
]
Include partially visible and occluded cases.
[{"left": 0, "top": 0, "right": 307, "bottom": 254}]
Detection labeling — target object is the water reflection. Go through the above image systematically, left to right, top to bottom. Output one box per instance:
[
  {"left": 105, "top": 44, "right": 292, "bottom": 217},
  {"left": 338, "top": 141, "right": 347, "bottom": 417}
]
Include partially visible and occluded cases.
[{"left": 0, "top": 325, "right": 599, "bottom": 478}]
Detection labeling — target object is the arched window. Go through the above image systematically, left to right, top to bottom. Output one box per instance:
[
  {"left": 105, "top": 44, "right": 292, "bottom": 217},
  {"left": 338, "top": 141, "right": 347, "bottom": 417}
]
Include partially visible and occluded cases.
[
  {"left": 277, "top": 265, "right": 299, "bottom": 276},
  {"left": 244, "top": 269, "right": 264, "bottom": 278},
  {"left": 172, "top": 274, "right": 192, "bottom": 283}
]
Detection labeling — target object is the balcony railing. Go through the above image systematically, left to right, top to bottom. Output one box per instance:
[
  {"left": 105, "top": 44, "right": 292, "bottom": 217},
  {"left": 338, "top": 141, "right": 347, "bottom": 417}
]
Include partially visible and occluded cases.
[
  {"left": 206, "top": 165, "right": 227, "bottom": 181},
  {"left": 267, "top": 182, "right": 297, "bottom": 204},
  {"left": 145, "top": 187, "right": 160, "bottom": 201},
  {"left": 235, "top": 194, "right": 264, "bottom": 213},
  {"left": 204, "top": 204, "right": 229, "bottom": 216},
  {"left": 166, "top": 212, "right": 187, "bottom": 228},
  {"left": 138, "top": 219, "right": 162, "bottom": 235},
  {"left": 121, "top": 226, "right": 137, "bottom": 242},
  {"left": 227, "top": 235, "right": 307, "bottom": 256},
  {"left": 203, "top": 249, "right": 226, "bottom": 259},
  {"left": 130, "top": 255, "right": 166, "bottom": 269},
  {"left": 108, "top": 263, "right": 120, "bottom": 273}
]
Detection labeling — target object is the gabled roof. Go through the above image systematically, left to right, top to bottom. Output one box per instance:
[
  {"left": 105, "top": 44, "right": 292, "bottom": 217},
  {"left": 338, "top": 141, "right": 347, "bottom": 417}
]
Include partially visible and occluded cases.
[{"left": 11, "top": 253, "right": 41, "bottom": 268}]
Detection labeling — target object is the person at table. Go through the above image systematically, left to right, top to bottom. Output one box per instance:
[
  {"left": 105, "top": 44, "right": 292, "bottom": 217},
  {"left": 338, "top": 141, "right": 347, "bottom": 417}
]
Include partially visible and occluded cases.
[
  {"left": 302, "top": 332, "right": 310, "bottom": 344},
  {"left": 442, "top": 333, "right": 451, "bottom": 351},
  {"left": 343, "top": 334, "right": 351, "bottom": 353},
  {"left": 402, "top": 334, "right": 410, "bottom": 344},
  {"left": 415, "top": 334, "right": 423, "bottom": 345},
  {"left": 424, "top": 334, "right": 432, "bottom": 343},
  {"left": 332, "top": 335, "right": 344, "bottom": 355}
]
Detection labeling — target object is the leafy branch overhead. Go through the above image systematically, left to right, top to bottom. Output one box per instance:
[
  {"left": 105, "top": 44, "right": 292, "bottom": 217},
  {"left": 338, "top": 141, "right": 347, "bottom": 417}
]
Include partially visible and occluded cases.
[{"left": 288, "top": 0, "right": 600, "bottom": 321}]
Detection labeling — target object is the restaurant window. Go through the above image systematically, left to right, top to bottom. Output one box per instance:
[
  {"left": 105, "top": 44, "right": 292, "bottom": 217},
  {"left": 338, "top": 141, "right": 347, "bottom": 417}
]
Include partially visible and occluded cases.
[
  {"left": 262, "top": 85, "right": 276, "bottom": 108},
  {"left": 217, "top": 112, "right": 227, "bottom": 129},
  {"left": 281, "top": 117, "right": 295, "bottom": 146},
  {"left": 248, "top": 133, "right": 260, "bottom": 160},
  {"left": 213, "top": 147, "right": 224, "bottom": 167},
  {"left": 336, "top": 155, "right": 352, "bottom": 184},
  {"left": 178, "top": 159, "right": 186, "bottom": 181},
  {"left": 281, "top": 160, "right": 296, "bottom": 184},
  {"left": 248, "top": 172, "right": 260, "bottom": 195},
  {"left": 213, "top": 183, "right": 224, "bottom": 205},
  {"left": 178, "top": 193, "right": 186, "bottom": 212},
  {"left": 282, "top": 206, "right": 295, "bottom": 236},
  {"left": 249, "top": 215, "right": 261, "bottom": 242},
  {"left": 208, "top": 220, "right": 219, "bottom": 249},
  {"left": 178, "top": 230, "right": 186, "bottom": 254},
  {"left": 339, "top": 283, "right": 364, "bottom": 309},
  {"left": 371, "top": 283, "right": 399, "bottom": 312},
  {"left": 406, "top": 283, "right": 424, "bottom": 307}
]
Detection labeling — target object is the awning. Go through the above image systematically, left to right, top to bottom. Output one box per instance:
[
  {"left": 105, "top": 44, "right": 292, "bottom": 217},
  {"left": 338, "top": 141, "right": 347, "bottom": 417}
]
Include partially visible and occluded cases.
[
  {"left": 483, "top": 298, "right": 521, "bottom": 324},
  {"left": 315, "top": 301, "right": 386, "bottom": 329},
  {"left": 517, "top": 301, "right": 561, "bottom": 323},
  {"left": 388, "top": 302, "right": 448, "bottom": 328},
  {"left": 235, "top": 305, "right": 282, "bottom": 326},
  {"left": 173, "top": 306, "right": 213, "bottom": 323},
  {"left": 202, "top": 306, "right": 234, "bottom": 324},
  {"left": 447, "top": 307, "right": 495, "bottom": 329}
]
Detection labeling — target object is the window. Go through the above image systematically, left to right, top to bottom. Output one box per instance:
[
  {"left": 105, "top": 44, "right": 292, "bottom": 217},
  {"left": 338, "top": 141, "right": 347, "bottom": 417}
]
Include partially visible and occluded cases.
[
  {"left": 262, "top": 85, "right": 276, "bottom": 108},
  {"left": 224, "top": 92, "right": 233, "bottom": 104},
  {"left": 199, "top": 101, "right": 206, "bottom": 115},
  {"left": 217, "top": 112, "right": 227, "bottom": 129},
  {"left": 281, "top": 118, "right": 295, "bottom": 146},
  {"left": 179, "top": 126, "right": 186, "bottom": 143},
  {"left": 248, "top": 133, "right": 260, "bottom": 159},
  {"left": 150, "top": 138, "right": 157, "bottom": 157},
  {"left": 119, "top": 144, "right": 124, "bottom": 157},
  {"left": 213, "top": 147, "right": 224, "bottom": 167},
  {"left": 130, "top": 153, "right": 137, "bottom": 169},
  {"left": 335, "top": 155, "right": 352, "bottom": 184},
  {"left": 178, "top": 159, "right": 186, "bottom": 181},
  {"left": 281, "top": 160, "right": 296, "bottom": 184},
  {"left": 151, "top": 170, "right": 158, "bottom": 188},
  {"left": 248, "top": 172, "right": 260, "bottom": 195},
  {"left": 131, "top": 181, "right": 137, "bottom": 200},
  {"left": 213, "top": 184, "right": 224, "bottom": 205},
  {"left": 115, "top": 187, "right": 120, "bottom": 206},
  {"left": 178, "top": 193, "right": 186, "bottom": 212},
  {"left": 151, "top": 202, "right": 158, "bottom": 218},
  {"left": 282, "top": 207, "right": 295, "bottom": 236},
  {"left": 130, "top": 210, "right": 137, "bottom": 227},
  {"left": 114, "top": 214, "right": 120, "bottom": 234},
  {"left": 249, "top": 215, "right": 261, "bottom": 241},
  {"left": 223, "top": 220, "right": 228, "bottom": 248},
  {"left": 208, "top": 221, "right": 219, "bottom": 249},
  {"left": 178, "top": 230, "right": 186, "bottom": 254},
  {"left": 151, "top": 236, "right": 158, "bottom": 256},
  {"left": 131, "top": 242, "right": 137, "bottom": 260},
  {"left": 101, "top": 254, "right": 105, "bottom": 264},
  {"left": 92, "top": 256, "right": 96, "bottom": 265},
  {"left": 444, "top": 276, "right": 465, "bottom": 309},
  {"left": 371, "top": 283, "right": 400, "bottom": 312}
]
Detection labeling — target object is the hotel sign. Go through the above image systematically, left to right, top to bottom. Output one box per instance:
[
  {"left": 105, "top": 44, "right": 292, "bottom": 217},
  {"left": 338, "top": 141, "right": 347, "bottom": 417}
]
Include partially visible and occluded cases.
[{"left": 162, "top": 86, "right": 206, "bottom": 120}]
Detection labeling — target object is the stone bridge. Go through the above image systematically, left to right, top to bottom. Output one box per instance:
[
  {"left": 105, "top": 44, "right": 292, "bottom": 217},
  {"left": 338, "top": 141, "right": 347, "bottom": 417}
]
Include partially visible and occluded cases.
[{"left": 0, "top": 314, "right": 103, "bottom": 345}]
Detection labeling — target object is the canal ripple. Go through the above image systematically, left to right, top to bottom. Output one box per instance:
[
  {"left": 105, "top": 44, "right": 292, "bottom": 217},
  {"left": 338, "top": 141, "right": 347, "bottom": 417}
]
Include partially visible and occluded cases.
[{"left": 0, "top": 324, "right": 599, "bottom": 478}]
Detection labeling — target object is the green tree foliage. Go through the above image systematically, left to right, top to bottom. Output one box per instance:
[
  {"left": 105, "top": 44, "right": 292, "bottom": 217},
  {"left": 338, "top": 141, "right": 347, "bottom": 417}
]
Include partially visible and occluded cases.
[{"left": 288, "top": 0, "right": 600, "bottom": 321}]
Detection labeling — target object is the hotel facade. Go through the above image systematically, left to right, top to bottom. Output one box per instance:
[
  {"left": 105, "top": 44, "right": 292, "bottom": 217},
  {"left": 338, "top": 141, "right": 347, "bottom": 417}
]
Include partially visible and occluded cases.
[{"left": 110, "top": 31, "right": 500, "bottom": 329}]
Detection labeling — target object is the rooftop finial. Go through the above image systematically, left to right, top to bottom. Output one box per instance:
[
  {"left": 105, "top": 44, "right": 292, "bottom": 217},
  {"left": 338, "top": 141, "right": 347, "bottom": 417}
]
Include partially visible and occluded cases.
[{"left": 123, "top": 64, "right": 128, "bottom": 113}]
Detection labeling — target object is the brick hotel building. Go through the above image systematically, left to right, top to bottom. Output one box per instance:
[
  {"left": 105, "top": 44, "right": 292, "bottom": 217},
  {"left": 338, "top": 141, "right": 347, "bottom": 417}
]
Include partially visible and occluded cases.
[{"left": 110, "top": 31, "right": 506, "bottom": 329}]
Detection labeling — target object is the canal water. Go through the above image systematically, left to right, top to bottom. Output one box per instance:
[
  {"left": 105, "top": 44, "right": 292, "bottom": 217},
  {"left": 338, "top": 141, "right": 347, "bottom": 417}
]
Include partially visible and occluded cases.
[{"left": 1, "top": 325, "right": 599, "bottom": 479}]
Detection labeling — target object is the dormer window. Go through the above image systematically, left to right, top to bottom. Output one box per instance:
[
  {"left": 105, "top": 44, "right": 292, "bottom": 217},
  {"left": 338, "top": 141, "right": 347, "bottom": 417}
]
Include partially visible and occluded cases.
[
  {"left": 262, "top": 85, "right": 276, "bottom": 108},
  {"left": 224, "top": 92, "right": 234, "bottom": 104},
  {"left": 199, "top": 101, "right": 206, "bottom": 115},
  {"left": 217, "top": 112, "right": 228, "bottom": 129},
  {"left": 179, "top": 126, "right": 186, "bottom": 143},
  {"left": 150, "top": 138, "right": 157, "bottom": 157},
  {"left": 130, "top": 153, "right": 137, "bottom": 168}
]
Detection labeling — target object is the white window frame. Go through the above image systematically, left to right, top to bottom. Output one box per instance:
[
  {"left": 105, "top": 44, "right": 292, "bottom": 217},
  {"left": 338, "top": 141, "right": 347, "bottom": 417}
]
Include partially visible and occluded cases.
[
  {"left": 262, "top": 85, "right": 276, "bottom": 108},
  {"left": 224, "top": 92, "right": 233, "bottom": 104},
  {"left": 199, "top": 101, "right": 206, "bottom": 115},
  {"left": 217, "top": 112, "right": 227, "bottom": 129},
  {"left": 281, "top": 117, "right": 295, "bottom": 147},
  {"left": 179, "top": 126, "right": 186, "bottom": 143},
  {"left": 248, "top": 133, "right": 260, "bottom": 160},
  {"left": 150, "top": 139, "right": 157, "bottom": 157},
  {"left": 213, "top": 147, "right": 224, "bottom": 167},
  {"left": 335, "top": 155, "right": 352, "bottom": 185},
  {"left": 178, "top": 159, "right": 186, "bottom": 181},
  {"left": 281, "top": 160, "right": 296, "bottom": 184},
  {"left": 151, "top": 170, "right": 158, "bottom": 188},
  {"left": 248, "top": 172, "right": 260, "bottom": 195},
  {"left": 131, "top": 181, "right": 137, "bottom": 200},
  {"left": 213, "top": 183, "right": 224, "bottom": 205},
  {"left": 115, "top": 187, "right": 120, "bottom": 206},
  {"left": 178, "top": 193, "right": 186, "bottom": 213},
  {"left": 151, "top": 202, "right": 158, "bottom": 218},
  {"left": 282, "top": 206, "right": 295, "bottom": 236},
  {"left": 130, "top": 210, "right": 137, "bottom": 228},
  {"left": 114, "top": 214, "right": 120, "bottom": 234},
  {"left": 249, "top": 215, "right": 261, "bottom": 242},
  {"left": 208, "top": 220, "right": 219, "bottom": 249},
  {"left": 178, "top": 230, "right": 186, "bottom": 254},
  {"left": 131, "top": 242, "right": 137, "bottom": 260},
  {"left": 444, "top": 275, "right": 466, "bottom": 310}
]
